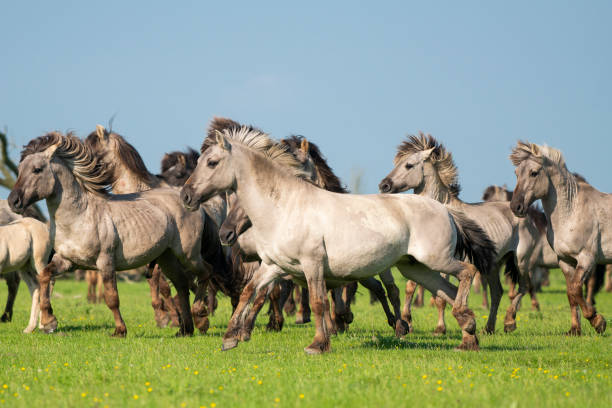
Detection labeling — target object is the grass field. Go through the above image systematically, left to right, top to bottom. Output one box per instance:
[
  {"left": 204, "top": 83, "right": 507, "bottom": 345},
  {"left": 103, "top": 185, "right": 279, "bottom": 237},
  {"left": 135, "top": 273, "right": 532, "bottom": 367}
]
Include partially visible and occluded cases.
[{"left": 0, "top": 271, "right": 610, "bottom": 408}]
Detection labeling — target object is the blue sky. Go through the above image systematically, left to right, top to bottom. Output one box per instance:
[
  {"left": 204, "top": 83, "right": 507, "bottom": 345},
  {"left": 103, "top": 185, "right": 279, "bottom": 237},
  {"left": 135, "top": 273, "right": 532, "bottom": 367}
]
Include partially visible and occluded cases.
[{"left": 2, "top": 1, "right": 611, "bottom": 201}]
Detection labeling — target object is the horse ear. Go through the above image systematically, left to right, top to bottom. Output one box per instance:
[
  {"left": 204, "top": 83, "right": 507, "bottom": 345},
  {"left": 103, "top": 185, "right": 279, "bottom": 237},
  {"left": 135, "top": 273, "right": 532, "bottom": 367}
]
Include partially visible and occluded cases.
[
  {"left": 95, "top": 124, "right": 107, "bottom": 141},
  {"left": 215, "top": 130, "right": 232, "bottom": 151},
  {"left": 300, "top": 138, "right": 309, "bottom": 153},
  {"left": 43, "top": 144, "right": 59, "bottom": 159},
  {"left": 420, "top": 147, "right": 435, "bottom": 160}
]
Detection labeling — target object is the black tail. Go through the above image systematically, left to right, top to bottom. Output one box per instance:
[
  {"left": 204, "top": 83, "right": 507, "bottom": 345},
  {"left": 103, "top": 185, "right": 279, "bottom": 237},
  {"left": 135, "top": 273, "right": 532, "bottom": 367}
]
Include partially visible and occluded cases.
[
  {"left": 449, "top": 209, "right": 497, "bottom": 277},
  {"left": 200, "top": 213, "right": 233, "bottom": 292},
  {"left": 503, "top": 253, "right": 520, "bottom": 285}
]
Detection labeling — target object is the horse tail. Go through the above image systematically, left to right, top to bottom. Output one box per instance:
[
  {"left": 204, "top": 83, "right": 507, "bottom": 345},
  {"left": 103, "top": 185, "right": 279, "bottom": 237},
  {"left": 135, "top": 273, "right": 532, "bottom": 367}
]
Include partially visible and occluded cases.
[
  {"left": 449, "top": 209, "right": 497, "bottom": 277},
  {"left": 503, "top": 253, "right": 520, "bottom": 285}
]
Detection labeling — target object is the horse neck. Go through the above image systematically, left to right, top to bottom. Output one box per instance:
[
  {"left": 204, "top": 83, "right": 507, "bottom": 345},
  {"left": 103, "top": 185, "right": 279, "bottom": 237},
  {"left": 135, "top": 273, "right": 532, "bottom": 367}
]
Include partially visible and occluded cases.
[
  {"left": 233, "top": 145, "right": 308, "bottom": 230},
  {"left": 110, "top": 160, "right": 159, "bottom": 194},
  {"left": 46, "top": 163, "right": 96, "bottom": 224},
  {"left": 414, "top": 163, "right": 454, "bottom": 204},
  {"left": 541, "top": 165, "right": 577, "bottom": 227}
]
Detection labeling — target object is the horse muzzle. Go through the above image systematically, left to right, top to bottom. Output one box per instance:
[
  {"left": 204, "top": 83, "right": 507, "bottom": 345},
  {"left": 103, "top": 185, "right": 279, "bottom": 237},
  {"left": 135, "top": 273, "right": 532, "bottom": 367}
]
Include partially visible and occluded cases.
[
  {"left": 378, "top": 178, "right": 394, "bottom": 194},
  {"left": 180, "top": 185, "right": 200, "bottom": 211},
  {"left": 7, "top": 189, "right": 25, "bottom": 214},
  {"left": 510, "top": 196, "right": 528, "bottom": 218}
]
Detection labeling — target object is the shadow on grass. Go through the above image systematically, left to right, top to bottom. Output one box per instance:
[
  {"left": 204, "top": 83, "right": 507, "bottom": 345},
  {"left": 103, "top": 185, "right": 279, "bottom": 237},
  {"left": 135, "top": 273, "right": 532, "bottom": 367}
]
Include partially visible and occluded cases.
[{"left": 359, "top": 335, "right": 544, "bottom": 351}]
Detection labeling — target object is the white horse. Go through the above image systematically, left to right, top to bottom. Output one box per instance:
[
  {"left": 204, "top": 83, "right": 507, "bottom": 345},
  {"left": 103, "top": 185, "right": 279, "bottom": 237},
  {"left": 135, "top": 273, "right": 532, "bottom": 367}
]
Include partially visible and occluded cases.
[
  {"left": 181, "top": 126, "right": 496, "bottom": 353},
  {"left": 510, "top": 141, "right": 607, "bottom": 335},
  {"left": 0, "top": 216, "right": 52, "bottom": 333}
]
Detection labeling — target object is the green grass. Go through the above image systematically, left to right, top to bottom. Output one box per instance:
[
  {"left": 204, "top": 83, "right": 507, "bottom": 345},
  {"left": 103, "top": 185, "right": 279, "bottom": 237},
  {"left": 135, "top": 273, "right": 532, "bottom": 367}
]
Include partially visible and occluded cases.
[{"left": 0, "top": 272, "right": 610, "bottom": 408}]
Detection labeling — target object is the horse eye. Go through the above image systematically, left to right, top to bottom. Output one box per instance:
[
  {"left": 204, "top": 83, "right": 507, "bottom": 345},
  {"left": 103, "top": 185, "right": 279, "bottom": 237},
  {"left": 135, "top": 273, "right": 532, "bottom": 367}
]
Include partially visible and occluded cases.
[
  {"left": 207, "top": 160, "right": 218, "bottom": 169},
  {"left": 405, "top": 163, "right": 414, "bottom": 170},
  {"left": 33, "top": 167, "right": 42, "bottom": 174},
  {"left": 530, "top": 170, "right": 539, "bottom": 177}
]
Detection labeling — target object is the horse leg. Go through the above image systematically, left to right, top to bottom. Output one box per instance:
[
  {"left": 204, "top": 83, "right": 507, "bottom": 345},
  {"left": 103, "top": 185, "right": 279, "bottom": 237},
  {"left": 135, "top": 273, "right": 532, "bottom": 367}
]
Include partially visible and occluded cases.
[
  {"left": 38, "top": 255, "right": 72, "bottom": 333},
  {"left": 96, "top": 256, "right": 127, "bottom": 337},
  {"left": 573, "top": 257, "right": 606, "bottom": 334},
  {"left": 558, "top": 260, "right": 582, "bottom": 335},
  {"left": 396, "top": 262, "right": 479, "bottom": 350},
  {"left": 222, "top": 263, "right": 280, "bottom": 351},
  {"left": 304, "top": 263, "right": 332, "bottom": 355},
  {"left": 483, "top": 263, "right": 503, "bottom": 334},
  {"left": 504, "top": 263, "right": 531, "bottom": 333},
  {"left": 147, "top": 264, "right": 171, "bottom": 328},
  {"left": 606, "top": 265, "right": 612, "bottom": 292},
  {"left": 19, "top": 269, "right": 39, "bottom": 333},
  {"left": 378, "top": 269, "right": 409, "bottom": 337},
  {"left": 86, "top": 270, "right": 96, "bottom": 303},
  {"left": 96, "top": 271, "right": 104, "bottom": 303},
  {"left": 480, "top": 271, "right": 489, "bottom": 309},
  {"left": 1, "top": 272, "right": 20, "bottom": 322},
  {"left": 472, "top": 272, "right": 482, "bottom": 294},
  {"left": 158, "top": 274, "right": 180, "bottom": 327},
  {"left": 191, "top": 275, "right": 211, "bottom": 335},
  {"left": 529, "top": 276, "right": 540, "bottom": 311},
  {"left": 359, "top": 277, "right": 395, "bottom": 328},
  {"left": 282, "top": 280, "right": 296, "bottom": 316},
  {"left": 401, "top": 280, "right": 417, "bottom": 333},
  {"left": 266, "top": 283, "right": 284, "bottom": 332},
  {"left": 414, "top": 284, "right": 424, "bottom": 308},
  {"left": 207, "top": 285, "right": 218, "bottom": 317},
  {"left": 240, "top": 286, "right": 270, "bottom": 341},
  {"left": 331, "top": 286, "right": 348, "bottom": 333},
  {"left": 295, "top": 287, "right": 311, "bottom": 324},
  {"left": 324, "top": 293, "right": 337, "bottom": 336},
  {"left": 433, "top": 295, "right": 447, "bottom": 336}
]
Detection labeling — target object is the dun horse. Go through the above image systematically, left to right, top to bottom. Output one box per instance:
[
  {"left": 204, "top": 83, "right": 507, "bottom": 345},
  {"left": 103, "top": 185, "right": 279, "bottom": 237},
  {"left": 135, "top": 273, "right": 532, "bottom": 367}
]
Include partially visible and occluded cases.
[
  {"left": 182, "top": 126, "right": 496, "bottom": 353},
  {"left": 9, "top": 132, "right": 210, "bottom": 337},
  {"left": 379, "top": 133, "right": 533, "bottom": 334},
  {"left": 510, "top": 141, "right": 607, "bottom": 335},
  {"left": 0, "top": 201, "right": 52, "bottom": 332}
]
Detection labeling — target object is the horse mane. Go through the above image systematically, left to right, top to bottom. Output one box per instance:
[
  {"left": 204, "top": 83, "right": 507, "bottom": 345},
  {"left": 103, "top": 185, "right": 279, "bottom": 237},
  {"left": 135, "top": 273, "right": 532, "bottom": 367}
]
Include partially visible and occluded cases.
[
  {"left": 201, "top": 117, "right": 262, "bottom": 154},
  {"left": 211, "top": 121, "right": 309, "bottom": 179},
  {"left": 85, "top": 128, "right": 155, "bottom": 184},
  {"left": 21, "top": 131, "right": 110, "bottom": 196},
  {"left": 395, "top": 132, "right": 459, "bottom": 192},
  {"left": 281, "top": 135, "right": 348, "bottom": 193},
  {"left": 510, "top": 141, "right": 577, "bottom": 204},
  {"left": 161, "top": 148, "right": 200, "bottom": 173},
  {"left": 482, "top": 185, "right": 513, "bottom": 202}
]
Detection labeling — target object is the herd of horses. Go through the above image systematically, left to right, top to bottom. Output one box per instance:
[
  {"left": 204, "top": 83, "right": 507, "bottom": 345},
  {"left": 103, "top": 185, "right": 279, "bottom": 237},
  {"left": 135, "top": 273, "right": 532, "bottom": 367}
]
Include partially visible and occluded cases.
[{"left": 1, "top": 117, "right": 611, "bottom": 354}]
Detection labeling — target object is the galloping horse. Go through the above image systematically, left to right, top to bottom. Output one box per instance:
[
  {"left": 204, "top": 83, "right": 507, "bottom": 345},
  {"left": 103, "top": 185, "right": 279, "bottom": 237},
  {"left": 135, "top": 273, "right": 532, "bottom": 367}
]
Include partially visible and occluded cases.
[
  {"left": 182, "top": 126, "right": 496, "bottom": 353},
  {"left": 9, "top": 132, "right": 210, "bottom": 337},
  {"left": 510, "top": 141, "right": 607, "bottom": 335}
]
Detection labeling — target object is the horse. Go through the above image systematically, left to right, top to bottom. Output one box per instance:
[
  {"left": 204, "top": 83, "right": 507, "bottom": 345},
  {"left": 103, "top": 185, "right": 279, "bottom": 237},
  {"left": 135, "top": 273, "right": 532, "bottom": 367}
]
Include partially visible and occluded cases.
[
  {"left": 85, "top": 125, "right": 231, "bottom": 331},
  {"left": 182, "top": 125, "right": 496, "bottom": 353},
  {"left": 8, "top": 131, "right": 210, "bottom": 337},
  {"left": 379, "top": 133, "right": 544, "bottom": 334},
  {"left": 221, "top": 134, "right": 409, "bottom": 335},
  {"left": 510, "top": 141, "right": 608, "bottom": 335},
  {"left": 482, "top": 183, "right": 606, "bottom": 307},
  {"left": 0, "top": 201, "right": 51, "bottom": 331}
]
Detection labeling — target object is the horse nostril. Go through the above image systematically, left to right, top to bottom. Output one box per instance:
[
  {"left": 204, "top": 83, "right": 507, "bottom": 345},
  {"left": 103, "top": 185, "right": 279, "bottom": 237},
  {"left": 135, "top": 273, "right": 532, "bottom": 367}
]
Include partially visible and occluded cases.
[
  {"left": 379, "top": 181, "right": 392, "bottom": 193},
  {"left": 180, "top": 188, "right": 191, "bottom": 205},
  {"left": 7, "top": 190, "right": 22, "bottom": 211}
]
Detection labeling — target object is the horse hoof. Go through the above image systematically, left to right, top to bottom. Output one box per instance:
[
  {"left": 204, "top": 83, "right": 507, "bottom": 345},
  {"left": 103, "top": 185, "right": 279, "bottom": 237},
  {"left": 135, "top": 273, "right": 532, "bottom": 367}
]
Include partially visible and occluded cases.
[
  {"left": 0, "top": 313, "right": 11, "bottom": 322},
  {"left": 591, "top": 314, "right": 606, "bottom": 334},
  {"left": 295, "top": 316, "right": 311, "bottom": 325},
  {"left": 43, "top": 318, "right": 58, "bottom": 334},
  {"left": 194, "top": 319, "right": 210, "bottom": 335},
  {"left": 266, "top": 320, "right": 283, "bottom": 332},
  {"left": 395, "top": 320, "right": 410, "bottom": 338},
  {"left": 504, "top": 322, "right": 517, "bottom": 333},
  {"left": 433, "top": 326, "right": 446, "bottom": 336},
  {"left": 482, "top": 326, "right": 495, "bottom": 335},
  {"left": 23, "top": 327, "right": 35, "bottom": 334},
  {"left": 111, "top": 328, "right": 127, "bottom": 338},
  {"left": 566, "top": 328, "right": 581, "bottom": 336},
  {"left": 174, "top": 330, "right": 193, "bottom": 338},
  {"left": 239, "top": 331, "right": 251, "bottom": 342},
  {"left": 455, "top": 335, "right": 479, "bottom": 351},
  {"left": 222, "top": 338, "right": 239, "bottom": 351},
  {"left": 304, "top": 343, "right": 329, "bottom": 355}
]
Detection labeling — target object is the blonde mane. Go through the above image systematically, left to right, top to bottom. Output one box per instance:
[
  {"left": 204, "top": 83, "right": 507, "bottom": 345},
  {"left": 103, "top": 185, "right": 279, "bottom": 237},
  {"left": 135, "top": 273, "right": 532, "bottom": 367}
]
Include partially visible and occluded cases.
[
  {"left": 216, "top": 124, "right": 310, "bottom": 179},
  {"left": 21, "top": 132, "right": 110, "bottom": 195},
  {"left": 395, "top": 132, "right": 459, "bottom": 191},
  {"left": 510, "top": 141, "right": 577, "bottom": 205}
]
